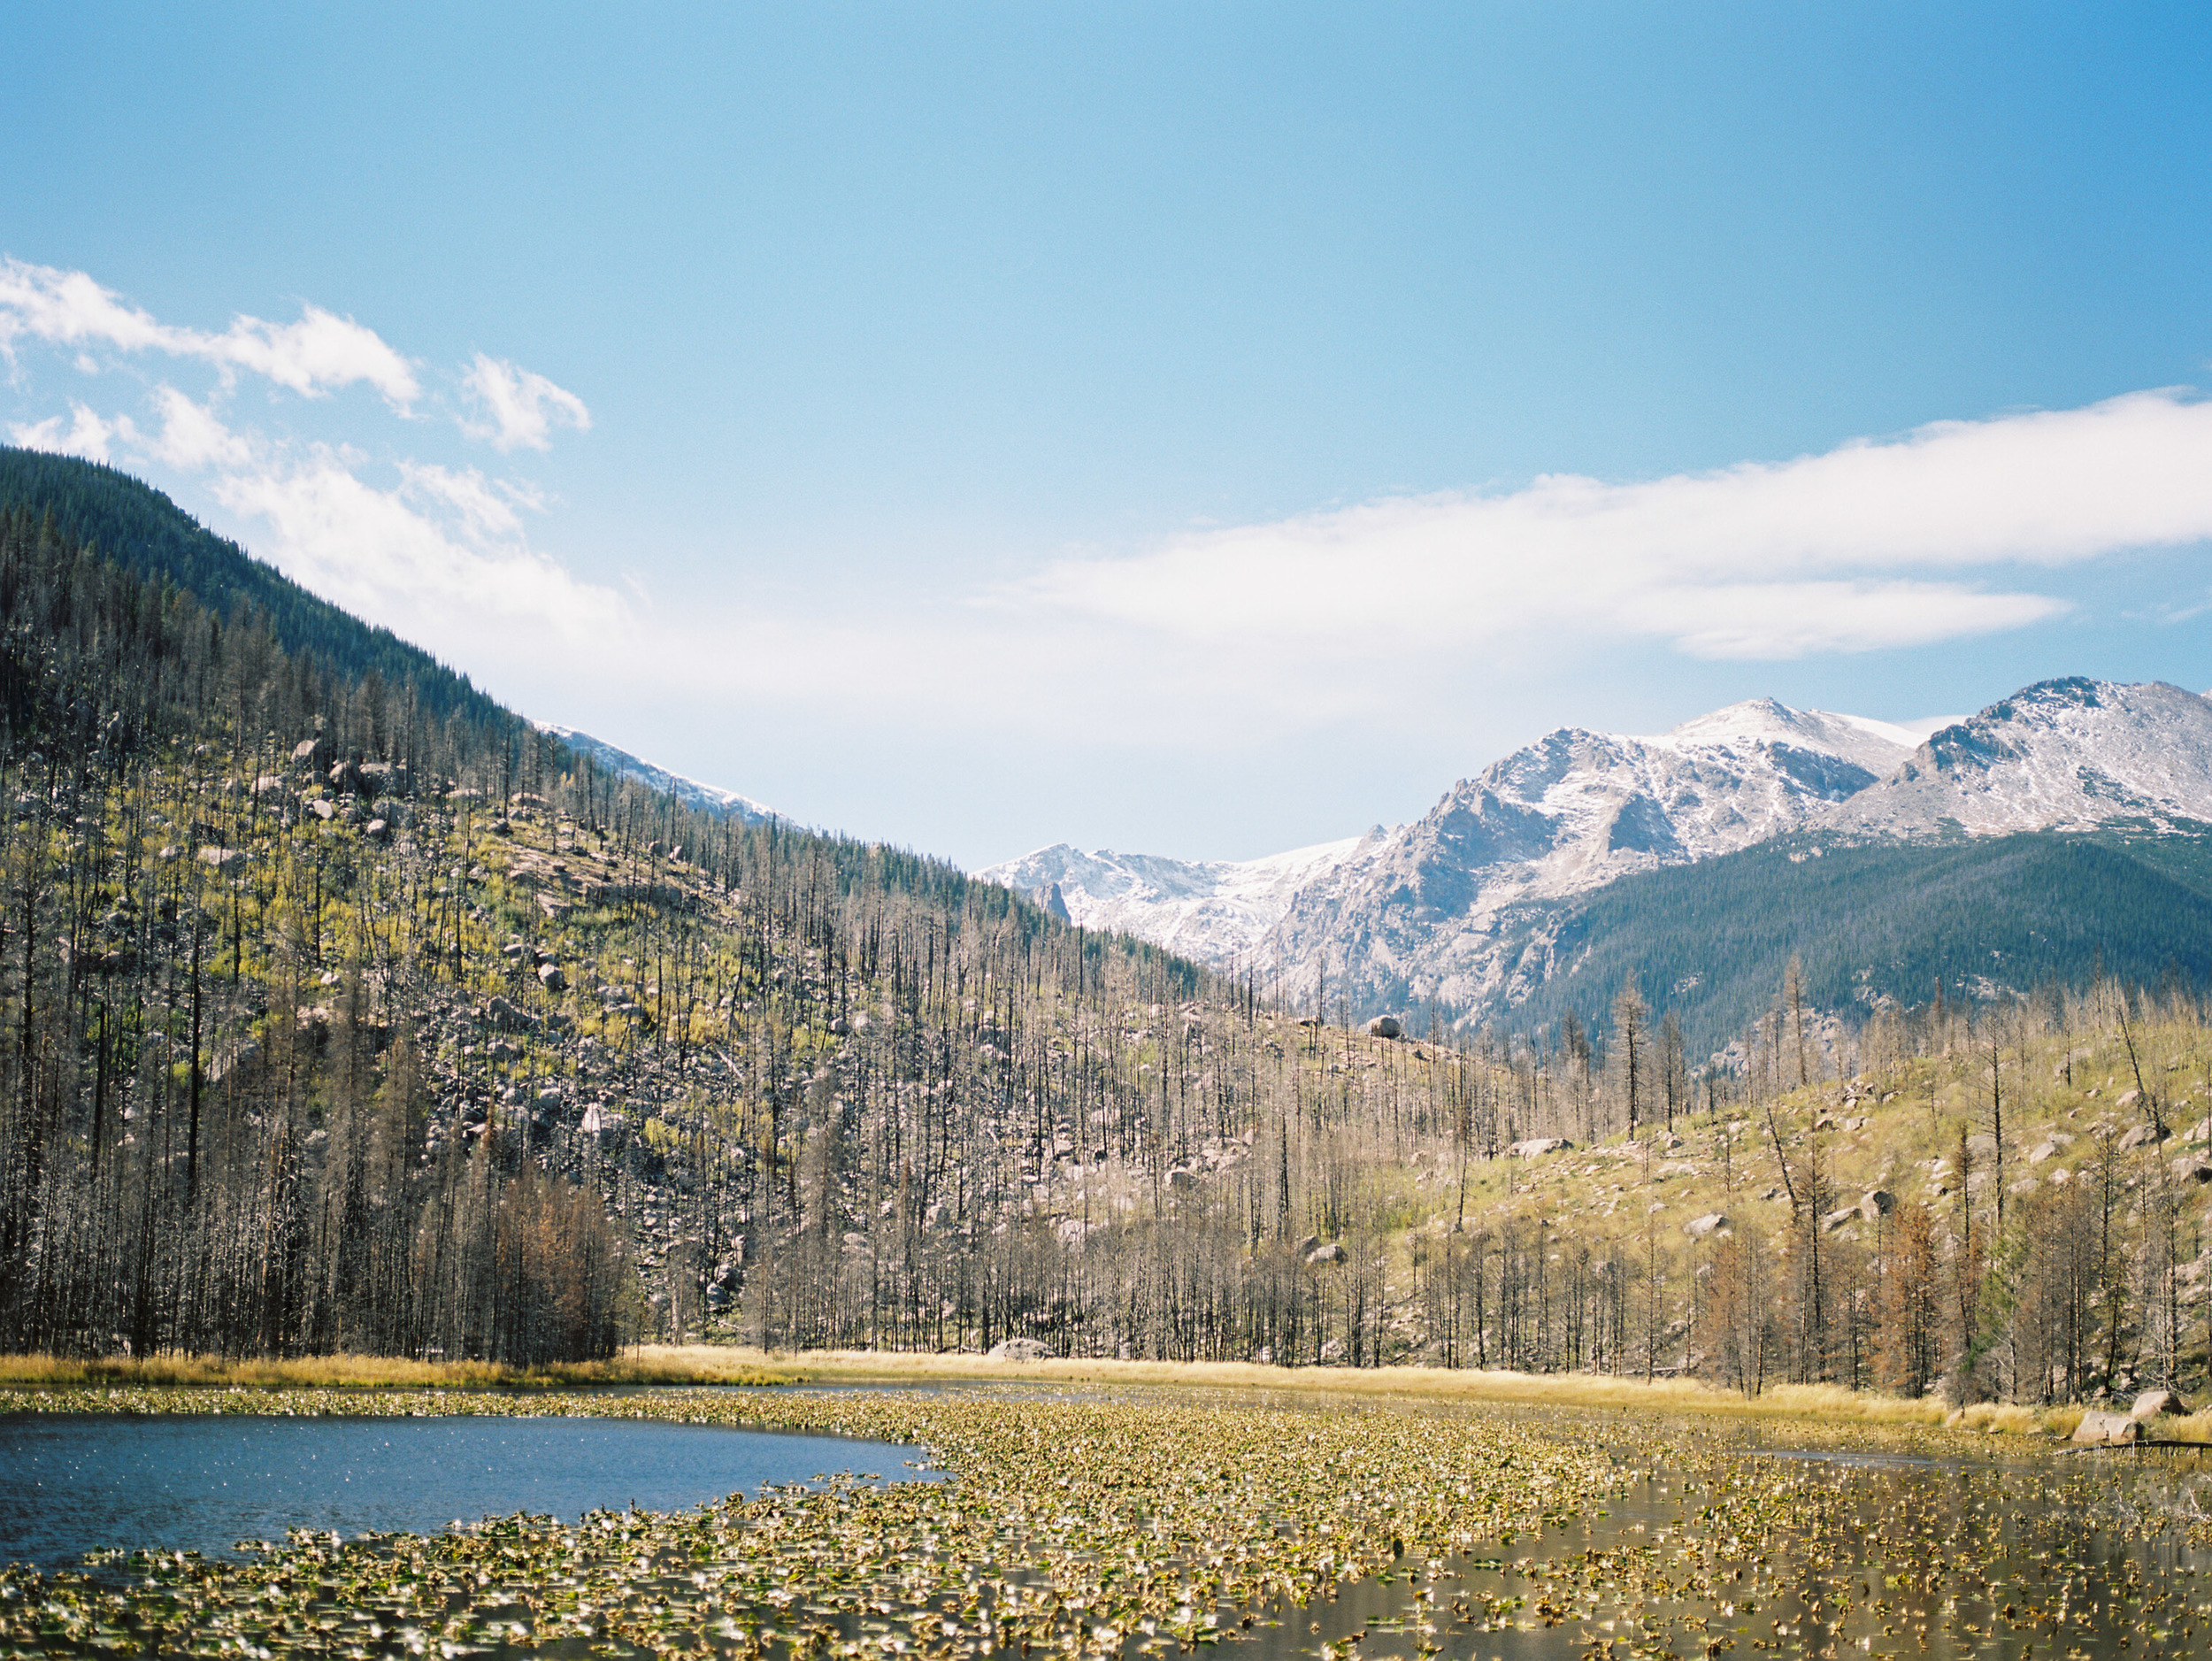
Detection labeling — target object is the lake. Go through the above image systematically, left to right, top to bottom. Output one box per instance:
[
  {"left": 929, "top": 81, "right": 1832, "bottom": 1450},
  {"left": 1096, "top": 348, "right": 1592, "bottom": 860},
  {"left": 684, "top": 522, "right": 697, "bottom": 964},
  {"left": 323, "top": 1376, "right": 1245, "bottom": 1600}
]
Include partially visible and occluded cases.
[
  {"left": 5, "top": 1389, "right": 2210, "bottom": 1661},
  {"left": 0, "top": 1411, "right": 938, "bottom": 1574}
]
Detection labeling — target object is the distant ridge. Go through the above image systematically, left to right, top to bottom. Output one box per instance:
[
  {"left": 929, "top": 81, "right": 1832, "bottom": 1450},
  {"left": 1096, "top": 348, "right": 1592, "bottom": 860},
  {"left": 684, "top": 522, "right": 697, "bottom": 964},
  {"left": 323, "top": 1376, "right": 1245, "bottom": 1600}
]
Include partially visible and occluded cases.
[
  {"left": 1000, "top": 679, "right": 2212, "bottom": 1049},
  {"left": 535, "top": 723, "right": 778, "bottom": 824},
  {"left": 979, "top": 834, "right": 1375, "bottom": 965}
]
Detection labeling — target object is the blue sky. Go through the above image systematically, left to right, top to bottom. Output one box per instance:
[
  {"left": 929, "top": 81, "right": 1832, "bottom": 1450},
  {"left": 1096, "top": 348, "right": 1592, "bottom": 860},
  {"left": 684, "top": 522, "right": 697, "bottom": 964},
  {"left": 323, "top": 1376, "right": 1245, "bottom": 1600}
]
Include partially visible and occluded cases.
[{"left": 5, "top": 4, "right": 2212, "bottom": 867}]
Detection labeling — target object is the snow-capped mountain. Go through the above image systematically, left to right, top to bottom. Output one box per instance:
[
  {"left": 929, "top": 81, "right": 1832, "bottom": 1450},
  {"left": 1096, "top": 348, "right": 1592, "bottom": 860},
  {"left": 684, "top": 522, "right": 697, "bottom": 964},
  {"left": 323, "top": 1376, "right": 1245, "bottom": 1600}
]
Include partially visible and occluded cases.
[
  {"left": 983, "top": 677, "right": 2212, "bottom": 1027},
  {"left": 1832, "top": 677, "right": 2212, "bottom": 838},
  {"left": 980, "top": 697, "right": 1928, "bottom": 976},
  {"left": 1258, "top": 698, "right": 1927, "bottom": 1008},
  {"left": 536, "top": 725, "right": 778, "bottom": 824},
  {"left": 979, "top": 835, "right": 1377, "bottom": 965}
]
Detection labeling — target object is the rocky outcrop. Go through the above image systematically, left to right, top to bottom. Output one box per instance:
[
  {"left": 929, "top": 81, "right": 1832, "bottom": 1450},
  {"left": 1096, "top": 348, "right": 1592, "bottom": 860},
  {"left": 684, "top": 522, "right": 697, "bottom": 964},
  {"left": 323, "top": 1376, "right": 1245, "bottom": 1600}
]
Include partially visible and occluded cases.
[
  {"left": 2131, "top": 1388, "right": 2188, "bottom": 1421},
  {"left": 2072, "top": 1409, "right": 2145, "bottom": 1445}
]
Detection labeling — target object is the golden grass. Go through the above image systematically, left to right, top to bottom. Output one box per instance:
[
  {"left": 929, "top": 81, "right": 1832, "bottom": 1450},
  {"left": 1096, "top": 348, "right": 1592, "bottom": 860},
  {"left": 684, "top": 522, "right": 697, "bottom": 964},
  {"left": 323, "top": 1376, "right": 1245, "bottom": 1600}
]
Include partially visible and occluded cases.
[
  {"left": 0, "top": 1342, "right": 2139, "bottom": 1442},
  {"left": 700, "top": 1343, "right": 2001, "bottom": 1428},
  {"left": 0, "top": 1350, "right": 790, "bottom": 1391},
  {"left": 2140, "top": 1408, "right": 2212, "bottom": 1444}
]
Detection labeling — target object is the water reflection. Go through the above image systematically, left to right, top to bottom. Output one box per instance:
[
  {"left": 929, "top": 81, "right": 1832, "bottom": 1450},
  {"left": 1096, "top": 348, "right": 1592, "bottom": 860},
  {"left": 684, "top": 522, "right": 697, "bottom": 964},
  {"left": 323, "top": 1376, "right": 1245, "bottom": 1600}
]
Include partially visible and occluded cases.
[{"left": 0, "top": 1413, "right": 939, "bottom": 1575}]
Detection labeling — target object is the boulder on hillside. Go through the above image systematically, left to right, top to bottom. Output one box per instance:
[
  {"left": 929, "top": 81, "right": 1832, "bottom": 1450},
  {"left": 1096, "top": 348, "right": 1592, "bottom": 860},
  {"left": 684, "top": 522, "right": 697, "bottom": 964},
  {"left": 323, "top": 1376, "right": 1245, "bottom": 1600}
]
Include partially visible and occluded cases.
[
  {"left": 292, "top": 736, "right": 331, "bottom": 771},
  {"left": 357, "top": 760, "right": 411, "bottom": 796},
  {"left": 537, "top": 962, "right": 566, "bottom": 992},
  {"left": 485, "top": 996, "right": 533, "bottom": 1032},
  {"left": 1365, "top": 1015, "right": 1403, "bottom": 1040},
  {"left": 2118, "top": 1122, "right": 2170, "bottom": 1152},
  {"left": 1510, "top": 1137, "right": 1573, "bottom": 1160},
  {"left": 2170, "top": 1155, "right": 2212, "bottom": 1185},
  {"left": 1858, "top": 1189, "right": 1897, "bottom": 1220},
  {"left": 1820, "top": 1206, "right": 1859, "bottom": 1234},
  {"left": 1684, "top": 1212, "right": 1729, "bottom": 1241},
  {"left": 1306, "top": 1242, "right": 1348, "bottom": 1265},
  {"left": 986, "top": 1336, "right": 1051, "bottom": 1362},
  {"left": 2132, "top": 1388, "right": 2188, "bottom": 1420},
  {"left": 2072, "top": 1409, "right": 2145, "bottom": 1445}
]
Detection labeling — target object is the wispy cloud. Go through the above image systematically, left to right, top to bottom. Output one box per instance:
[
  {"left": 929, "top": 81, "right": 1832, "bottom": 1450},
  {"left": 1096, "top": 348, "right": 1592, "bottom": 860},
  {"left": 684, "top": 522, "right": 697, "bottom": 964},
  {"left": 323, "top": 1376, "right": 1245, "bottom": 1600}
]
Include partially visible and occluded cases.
[
  {"left": 6, "top": 252, "right": 2211, "bottom": 768},
  {"left": 0, "top": 258, "right": 419, "bottom": 405},
  {"left": 0, "top": 259, "right": 618, "bottom": 688},
  {"left": 461, "top": 353, "right": 589, "bottom": 451},
  {"left": 135, "top": 385, "right": 251, "bottom": 470},
  {"left": 1018, "top": 390, "right": 2212, "bottom": 662},
  {"left": 7, "top": 401, "right": 113, "bottom": 461},
  {"left": 212, "top": 449, "right": 624, "bottom": 655}
]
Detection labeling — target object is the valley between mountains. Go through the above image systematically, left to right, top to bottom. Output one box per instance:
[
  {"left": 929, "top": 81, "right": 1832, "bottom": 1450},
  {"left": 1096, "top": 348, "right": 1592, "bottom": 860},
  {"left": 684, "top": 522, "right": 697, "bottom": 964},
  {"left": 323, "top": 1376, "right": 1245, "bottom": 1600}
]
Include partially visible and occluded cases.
[
  {"left": 8, "top": 445, "right": 2212, "bottom": 1419},
  {"left": 986, "top": 677, "right": 2212, "bottom": 1055}
]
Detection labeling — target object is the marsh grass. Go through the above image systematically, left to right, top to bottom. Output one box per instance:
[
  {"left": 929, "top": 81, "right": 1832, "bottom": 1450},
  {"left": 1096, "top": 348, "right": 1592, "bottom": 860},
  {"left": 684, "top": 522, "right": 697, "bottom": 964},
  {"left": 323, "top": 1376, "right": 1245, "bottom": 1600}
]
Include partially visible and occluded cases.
[
  {"left": 10, "top": 1343, "right": 2158, "bottom": 1440},
  {"left": 730, "top": 1344, "right": 2017, "bottom": 1426},
  {"left": 0, "top": 1350, "right": 790, "bottom": 1391}
]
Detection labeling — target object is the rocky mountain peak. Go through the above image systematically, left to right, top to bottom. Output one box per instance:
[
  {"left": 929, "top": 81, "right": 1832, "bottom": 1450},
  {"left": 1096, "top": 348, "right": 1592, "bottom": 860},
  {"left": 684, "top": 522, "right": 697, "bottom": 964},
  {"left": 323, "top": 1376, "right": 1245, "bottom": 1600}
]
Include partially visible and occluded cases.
[{"left": 1834, "top": 677, "right": 2212, "bottom": 837}]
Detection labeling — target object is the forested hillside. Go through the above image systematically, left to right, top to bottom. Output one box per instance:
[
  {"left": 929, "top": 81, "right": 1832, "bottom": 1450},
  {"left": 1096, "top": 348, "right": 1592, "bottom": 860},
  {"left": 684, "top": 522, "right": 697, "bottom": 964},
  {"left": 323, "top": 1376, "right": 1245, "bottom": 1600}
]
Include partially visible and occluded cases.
[
  {"left": 0, "top": 449, "right": 506, "bottom": 727},
  {"left": 7, "top": 450, "right": 2212, "bottom": 1413},
  {"left": 0, "top": 460, "right": 1473, "bottom": 1365},
  {"left": 1498, "top": 827, "right": 2212, "bottom": 1057}
]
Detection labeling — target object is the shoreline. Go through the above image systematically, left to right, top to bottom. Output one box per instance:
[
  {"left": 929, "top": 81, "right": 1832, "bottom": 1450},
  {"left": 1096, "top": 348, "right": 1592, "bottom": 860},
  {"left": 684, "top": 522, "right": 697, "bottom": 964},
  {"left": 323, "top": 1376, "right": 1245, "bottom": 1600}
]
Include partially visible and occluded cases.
[{"left": 9, "top": 1343, "right": 2199, "bottom": 1442}]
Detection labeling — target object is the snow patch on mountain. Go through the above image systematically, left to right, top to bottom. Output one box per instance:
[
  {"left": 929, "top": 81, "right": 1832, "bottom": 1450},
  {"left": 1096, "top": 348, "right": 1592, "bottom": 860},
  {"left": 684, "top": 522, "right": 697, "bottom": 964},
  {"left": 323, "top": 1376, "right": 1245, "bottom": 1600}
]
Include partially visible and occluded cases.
[
  {"left": 1832, "top": 677, "right": 2212, "bottom": 837},
  {"left": 978, "top": 678, "right": 2212, "bottom": 1022},
  {"left": 1259, "top": 698, "right": 1920, "bottom": 1009},
  {"left": 536, "top": 724, "right": 777, "bottom": 824},
  {"left": 979, "top": 834, "right": 1377, "bottom": 965}
]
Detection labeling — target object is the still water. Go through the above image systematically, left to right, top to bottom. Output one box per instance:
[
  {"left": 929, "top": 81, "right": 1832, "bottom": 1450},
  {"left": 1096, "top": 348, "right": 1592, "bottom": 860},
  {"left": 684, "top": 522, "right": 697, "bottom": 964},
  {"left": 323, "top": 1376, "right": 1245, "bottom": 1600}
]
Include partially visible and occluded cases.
[{"left": 0, "top": 1413, "right": 937, "bottom": 1573}]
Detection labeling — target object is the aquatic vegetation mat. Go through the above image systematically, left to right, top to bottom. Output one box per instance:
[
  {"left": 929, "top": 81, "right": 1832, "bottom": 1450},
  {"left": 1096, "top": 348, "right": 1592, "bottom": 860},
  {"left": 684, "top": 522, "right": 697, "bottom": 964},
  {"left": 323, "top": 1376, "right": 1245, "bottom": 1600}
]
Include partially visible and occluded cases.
[{"left": 4, "top": 1385, "right": 2211, "bottom": 1659}]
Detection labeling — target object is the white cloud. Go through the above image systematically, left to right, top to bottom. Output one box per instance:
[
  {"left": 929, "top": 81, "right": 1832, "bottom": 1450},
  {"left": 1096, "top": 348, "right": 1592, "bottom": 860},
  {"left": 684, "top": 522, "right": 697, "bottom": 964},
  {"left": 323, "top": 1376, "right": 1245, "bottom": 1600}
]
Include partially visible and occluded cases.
[
  {"left": 0, "top": 257, "right": 419, "bottom": 405},
  {"left": 0, "top": 258, "right": 621, "bottom": 698},
  {"left": 214, "top": 304, "right": 419, "bottom": 404},
  {"left": 460, "top": 352, "right": 589, "bottom": 451},
  {"left": 138, "top": 385, "right": 252, "bottom": 471},
  {"left": 1019, "top": 389, "right": 2212, "bottom": 661},
  {"left": 8, "top": 402, "right": 113, "bottom": 461},
  {"left": 212, "top": 449, "right": 626, "bottom": 658},
  {"left": 396, "top": 459, "right": 529, "bottom": 542}
]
